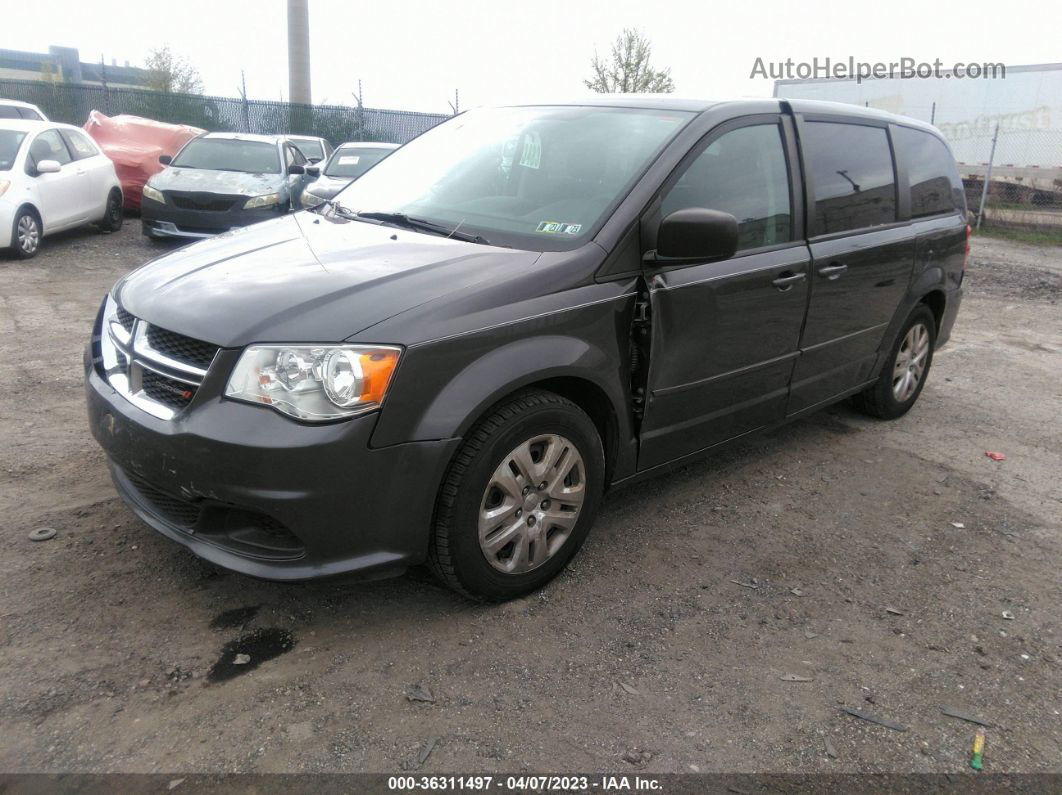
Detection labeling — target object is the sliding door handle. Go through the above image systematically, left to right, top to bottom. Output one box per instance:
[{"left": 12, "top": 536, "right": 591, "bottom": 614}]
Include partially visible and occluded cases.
[
  {"left": 817, "top": 263, "right": 848, "bottom": 280},
  {"left": 772, "top": 271, "right": 807, "bottom": 291}
]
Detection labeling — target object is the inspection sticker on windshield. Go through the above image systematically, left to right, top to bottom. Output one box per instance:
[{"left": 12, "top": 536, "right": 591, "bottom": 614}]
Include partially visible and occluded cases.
[
  {"left": 519, "top": 133, "right": 542, "bottom": 169},
  {"left": 337, "top": 155, "right": 361, "bottom": 165},
  {"left": 536, "top": 221, "right": 582, "bottom": 235}
]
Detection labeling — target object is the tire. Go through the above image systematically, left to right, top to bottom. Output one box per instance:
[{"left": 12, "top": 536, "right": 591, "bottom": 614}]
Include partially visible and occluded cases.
[
  {"left": 96, "top": 189, "right": 124, "bottom": 233},
  {"left": 9, "top": 208, "right": 41, "bottom": 260},
  {"left": 853, "top": 305, "right": 937, "bottom": 419},
  {"left": 428, "top": 389, "right": 605, "bottom": 601}
]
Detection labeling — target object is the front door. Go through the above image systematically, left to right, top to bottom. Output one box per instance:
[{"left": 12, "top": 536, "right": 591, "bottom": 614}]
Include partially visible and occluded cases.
[
  {"left": 638, "top": 117, "right": 811, "bottom": 470},
  {"left": 788, "top": 118, "right": 915, "bottom": 414},
  {"left": 28, "top": 129, "right": 84, "bottom": 229}
]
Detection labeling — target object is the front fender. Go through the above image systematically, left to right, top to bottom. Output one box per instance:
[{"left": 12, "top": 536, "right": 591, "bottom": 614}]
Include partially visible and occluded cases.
[
  {"left": 370, "top": 294, "right": 636, "bottom": 459},
  {"left": 374, "top": 334, "right": 628, "bottom": 446}
]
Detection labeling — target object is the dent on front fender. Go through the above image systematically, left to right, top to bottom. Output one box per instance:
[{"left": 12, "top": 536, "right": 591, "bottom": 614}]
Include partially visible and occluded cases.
[
  {"left": 370, "top": 300, "right": 635, "bottom": 451},
  {"left": 373, "top": 335, "right": 612, "bottom": 445}
]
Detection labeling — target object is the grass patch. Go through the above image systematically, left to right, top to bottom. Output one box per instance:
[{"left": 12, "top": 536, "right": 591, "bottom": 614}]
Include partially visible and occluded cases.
[{"left": 975, "top": 225, "right": 1062, "bottom": 247}]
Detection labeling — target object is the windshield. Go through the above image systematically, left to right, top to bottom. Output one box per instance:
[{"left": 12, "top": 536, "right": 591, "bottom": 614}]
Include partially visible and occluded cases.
[
  {"left": 332, "top": 106, "right": 693, "bottom": 250},
  {"left": 0, "top": 130, "right": 26, "bottom": 171},
  {"left": 171, "top": 138, "right": 281, "bottom": 174},
  {"left": 290, "top": 138, "right": 324, "bottom": 160},
  {"left": 324, "top": 146, "right": 394, "bottom": 179}
]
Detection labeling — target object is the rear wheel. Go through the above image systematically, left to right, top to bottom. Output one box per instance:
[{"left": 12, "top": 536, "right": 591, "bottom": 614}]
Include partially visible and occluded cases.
[
  {"left": 97, "top": 189, "right": 124, "bottom": 233},
  {"left": 10, "top": 208, "right": 41, "bottom": 259},
  {"left": 853, "top": 305, "right": 937, "bottom": 419},
  {"left": 429, "top": 389, "right": 604, "bottom": 601}
]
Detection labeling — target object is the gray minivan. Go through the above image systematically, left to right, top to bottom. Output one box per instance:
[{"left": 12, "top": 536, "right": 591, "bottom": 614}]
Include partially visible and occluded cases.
[{"left": 87, "top": 97, "right": 966, "bottom": 600}]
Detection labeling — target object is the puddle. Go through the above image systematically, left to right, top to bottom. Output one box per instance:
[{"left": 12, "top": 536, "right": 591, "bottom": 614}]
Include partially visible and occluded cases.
[
  {"left": 209, "top": 604, "right": 261, "bottom": 630},
  {"left": 206, "top": 628, "right": 296, "bottom": 683}
]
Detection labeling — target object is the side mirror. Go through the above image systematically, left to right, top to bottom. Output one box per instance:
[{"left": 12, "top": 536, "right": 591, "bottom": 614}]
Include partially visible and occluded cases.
[
  {"left": 158, "top": 154, "right": 172, "bottom": 165},
  {"left": 36, "top": 159, "right": 61, "bottom": 174},
  {"left": 288, "top": 164, "right": 306, "bottom": 175},
  {"left": 305, "top": 165, "right": 320, "bottom": 177},
  {"left": 652, "top": 207, "right": 739, "bottom": 263}
]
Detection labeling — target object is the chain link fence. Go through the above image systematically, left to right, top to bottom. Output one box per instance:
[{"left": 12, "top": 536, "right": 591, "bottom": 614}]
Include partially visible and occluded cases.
[
  {"left": 0, "top": 79, "right": 450, "bottom": 144},
  {"left": 953, "top": 126, "right": 1062, "bottom": 234}
]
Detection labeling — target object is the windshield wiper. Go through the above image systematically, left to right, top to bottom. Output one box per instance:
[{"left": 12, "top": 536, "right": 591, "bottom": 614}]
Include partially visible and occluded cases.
[{"left": 355, "top": 211, "right": 492, "bottom": 245}]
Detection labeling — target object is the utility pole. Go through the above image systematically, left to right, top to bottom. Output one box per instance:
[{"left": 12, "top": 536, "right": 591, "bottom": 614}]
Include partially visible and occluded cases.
[
  {"left": 287, "top": 0, "right": 311, "bottom": 105},
  {"left": 238, "top": 70, "right": 250, "bottom": 133}
]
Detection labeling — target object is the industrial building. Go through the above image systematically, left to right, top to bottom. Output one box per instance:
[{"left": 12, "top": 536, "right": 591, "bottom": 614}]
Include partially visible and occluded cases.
[{"left": 0, "top": 45, "right": 151, "bottom": 89}]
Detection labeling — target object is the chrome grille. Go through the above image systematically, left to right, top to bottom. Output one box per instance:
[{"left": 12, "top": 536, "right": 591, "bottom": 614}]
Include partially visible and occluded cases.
[
  {"left": 99, "top": 298, "right": 217, "bottom": 420},
  {"left": 116, "top": 306, "right": 135, "bottom": 333},
  {"left": 146, "top": 326, "right": 219, "bottom": 370},
  {"left": 141, "top": 368, "right": 197, "bottom": 410}
]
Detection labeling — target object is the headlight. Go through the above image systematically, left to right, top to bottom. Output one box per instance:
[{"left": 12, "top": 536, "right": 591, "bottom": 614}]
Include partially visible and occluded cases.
[
  {"left": 142, "top": 184, "right": 165, "bottom": 204},
  {"left": 301, "top": 191, "right": 326, "bottom": 208},
  {"left": 244, "top": 193, "right": 281, "bottom": 209},
  {"left": 225, "top": 344, "right": 401, "bottom": 421}
]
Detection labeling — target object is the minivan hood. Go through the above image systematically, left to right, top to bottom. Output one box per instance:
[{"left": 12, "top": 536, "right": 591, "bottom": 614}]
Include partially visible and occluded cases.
[
  {"left": 149, "top": 167, "right": 284, "bottom": 197},
  {"left": 114, "top": 213, "right": 541, "bottom": 348}
]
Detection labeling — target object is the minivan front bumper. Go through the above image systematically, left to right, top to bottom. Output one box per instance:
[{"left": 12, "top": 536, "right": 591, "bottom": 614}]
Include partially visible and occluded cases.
[{"left": 85, "top": 354, "right": 460, "bottom": 581}]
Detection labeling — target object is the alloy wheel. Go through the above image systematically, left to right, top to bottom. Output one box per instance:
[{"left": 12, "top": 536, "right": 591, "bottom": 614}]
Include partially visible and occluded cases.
[
  {"left": 17, "top": 215, "right": 39, "bottom": 254},
  {"left": 892, "top": 322, "right": 930, "bottom": 402},
  {"left": 478, "top": 433, "right": 585, "bottom": 574}
]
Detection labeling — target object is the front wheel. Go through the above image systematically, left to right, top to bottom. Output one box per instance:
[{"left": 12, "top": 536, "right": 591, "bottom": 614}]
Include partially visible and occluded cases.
[
  {"left": 10, "top": 208, "right": 41, "bottom": 259},
  {"left": 853, "top": 305, "right": 937, "bottom": 419},
  {"left": 428, "top": 389, "right": 605, "bottom": 601}
]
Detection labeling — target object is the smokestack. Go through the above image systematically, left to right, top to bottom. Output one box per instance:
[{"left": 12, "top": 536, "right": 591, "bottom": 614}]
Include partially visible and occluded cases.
[{"left": 287, "top": 0, "right": 311, "bottom": 105}]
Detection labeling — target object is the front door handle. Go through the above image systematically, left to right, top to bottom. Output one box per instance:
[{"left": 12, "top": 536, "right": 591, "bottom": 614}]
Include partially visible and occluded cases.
[
  {"left": 817, "top": 263, "right": 848, "bottom": 280},
  {"left": 772, "top": 271, "right": 807, "bottom": 291}
]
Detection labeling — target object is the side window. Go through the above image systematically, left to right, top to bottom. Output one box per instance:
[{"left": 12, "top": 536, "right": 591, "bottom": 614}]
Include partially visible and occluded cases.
[
  {"left": 0, "top": 106, "right": 20, "bottom": 119},
  {"left": 19, "top": 107, "right": 44, "bottom": 120},
  {"left": 803, "top": 121, "right": 896, "bottom": 235},
  {"left": 661, "top": 123, "right": 792, "bottom": 251},
  {"left": 895, "top": 127, "right": 962, "bottom": 218},
  {"left": 28, "top": 129, "right": 73, "bottom": 168},
  {"left": 61, "top": 129, "right": 100, "bottom": 160},
  {"left": 286, "top": 145, "right": 307, "bottom": 167}
]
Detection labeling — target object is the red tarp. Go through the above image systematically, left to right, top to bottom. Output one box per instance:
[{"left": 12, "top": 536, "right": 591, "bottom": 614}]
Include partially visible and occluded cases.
[{"left": 83, "top": 111, "right": 205, "bottom": 211}]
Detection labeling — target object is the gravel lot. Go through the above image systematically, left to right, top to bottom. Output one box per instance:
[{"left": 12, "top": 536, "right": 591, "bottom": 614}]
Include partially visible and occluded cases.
[{"left": 0, "top": 223, "right": 1059, "bottom": 775}]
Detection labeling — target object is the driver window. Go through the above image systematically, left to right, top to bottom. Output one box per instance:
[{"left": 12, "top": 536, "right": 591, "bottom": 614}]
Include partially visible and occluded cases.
[
  {"left": 661, "top": 123, "right": 792, "bottom": 251},
  {"left": 29, "top": 129, "right": 73, "bottom": 168}
]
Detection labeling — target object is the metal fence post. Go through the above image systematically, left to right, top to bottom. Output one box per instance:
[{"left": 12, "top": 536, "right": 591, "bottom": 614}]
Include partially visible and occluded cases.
[{"left": 976, "top": 123, "right": 1000, "bottom": 231}]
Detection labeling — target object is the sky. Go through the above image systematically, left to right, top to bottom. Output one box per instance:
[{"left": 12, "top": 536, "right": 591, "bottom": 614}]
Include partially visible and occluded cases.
[{"left": 3, "top": 0, "right": 1058, "bottom": 114}]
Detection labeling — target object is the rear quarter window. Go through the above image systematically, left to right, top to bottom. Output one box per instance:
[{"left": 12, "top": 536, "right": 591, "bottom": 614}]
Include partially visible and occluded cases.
[
  {"left": 803, "top": 121, "right": 897, "bottom": 236},
  {"left": 895, "top": 126, "right": 965, "bottom": 218}
]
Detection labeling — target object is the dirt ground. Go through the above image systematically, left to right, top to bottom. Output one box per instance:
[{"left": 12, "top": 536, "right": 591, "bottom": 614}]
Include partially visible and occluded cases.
[{"left": 0, "top": 224, "right": 1059, "bottom": 776}]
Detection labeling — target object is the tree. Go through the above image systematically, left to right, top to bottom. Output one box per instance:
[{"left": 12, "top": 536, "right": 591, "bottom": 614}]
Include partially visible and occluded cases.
[
  {"left": 584, "top": 29, "right": 675, "bottom": 94},
  {"left": 145, "top": 46, "right": 204, "bottom": 94}
]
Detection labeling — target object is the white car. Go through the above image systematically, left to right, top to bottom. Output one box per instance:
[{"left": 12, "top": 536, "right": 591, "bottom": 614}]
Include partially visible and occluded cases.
[
  {"left": 0, "top": 99, "right": 48, "bottom": 121},
  {"left": 1, "top": 120, "right": 123, "bottom": 259}
]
